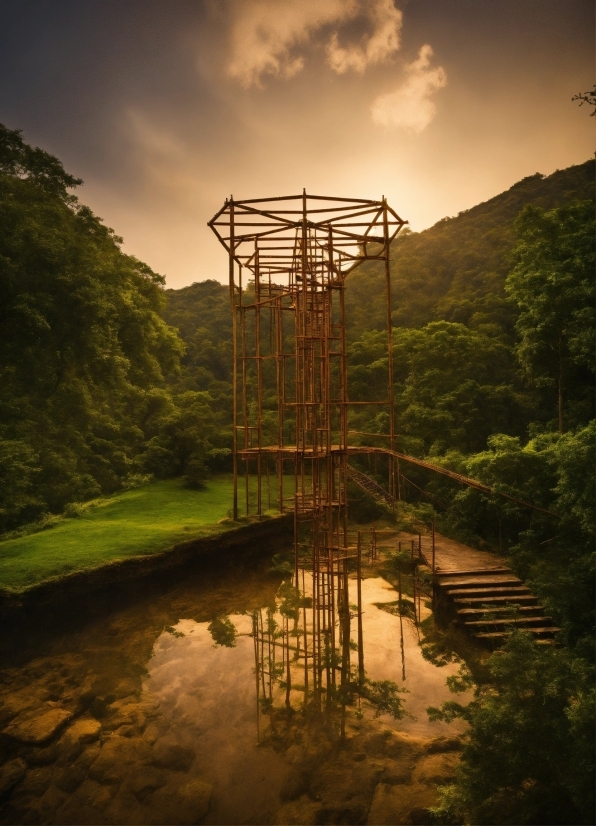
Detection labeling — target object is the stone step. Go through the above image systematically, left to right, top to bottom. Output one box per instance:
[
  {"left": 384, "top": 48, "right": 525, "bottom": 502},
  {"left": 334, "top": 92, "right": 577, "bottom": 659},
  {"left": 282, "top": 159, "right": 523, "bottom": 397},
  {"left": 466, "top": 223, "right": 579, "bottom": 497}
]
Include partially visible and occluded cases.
[
  {"left": 435, "top": 567, "right": 511, "bottom": 578},
  {"left": 439, "top": 576, "right": 522, "bottom": 589},
  {"left": 446, "top": 586, "right": 531, "bottom": 597},
  {"left": 453, "top": 594, "right": 538, "bottom": 605},
  {"left": 457, "top": 605, "right": 543, "bottom": 617},
  {"left": 464, "top": 616, "right": 553, "bottom": 628},
  {"left": 475, "top": 627, "right": 561, "bottom": 640}
]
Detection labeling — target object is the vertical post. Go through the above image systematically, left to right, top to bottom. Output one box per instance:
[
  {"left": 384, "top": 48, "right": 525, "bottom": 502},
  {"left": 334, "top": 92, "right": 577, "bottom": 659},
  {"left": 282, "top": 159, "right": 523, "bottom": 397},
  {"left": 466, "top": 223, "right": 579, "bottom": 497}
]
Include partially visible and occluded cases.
[
  {"left": 382, "top": 199, "right": 396, "bottom": 497},
  {"left": 229, "top": 200, "right": 238, "bottom": 521},
  {"left": 255, "top": 242, "right": 262, "bottom": 517},
  {"left": 432, "top": 519, "right": 436, "bottom": 614},
  {"left": 432, "top": 520, "right": 436, "bottom": 574},
  {"left": 357, "top": 531, "right": 364, "bottom": 685},
  {"left": 398, "top": 563, "right": 406, "bottom": 681},
  {"left": 302, "top": 566, "right": 309, "bottom": 703},
  {"left": 413, "top": 570, "right": 417, "bottom": 625},
  {"left": 252, "top": 611, "right": 260, "bottom": 742},
  {"left": 285, "top": 615, "right": 291, "bottom": 708}
]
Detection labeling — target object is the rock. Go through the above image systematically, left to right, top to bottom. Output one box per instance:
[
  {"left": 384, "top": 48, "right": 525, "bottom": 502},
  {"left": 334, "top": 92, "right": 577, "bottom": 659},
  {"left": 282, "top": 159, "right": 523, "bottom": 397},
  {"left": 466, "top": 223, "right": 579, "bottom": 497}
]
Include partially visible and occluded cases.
[
  {"left": 72, "top": 676, "right": 98, "bottom": 711},
  {"left": 113, "top": 679, "right": 139, "bottom": 699},
  {"left": 0, "top": 690, "right": 40, "bottom": 727},
  {"left": 136, "top": 696, "right": 161, "bottom": 718},
  {"left": 88, "top": 697, "right": 111, "bottom": 720},
  {"left": 102, "top": 697, "right": 148, "bottom": 736},
  {"left": 3, "top": 707, "right": 73, "bottom": 745},
  {"left": 55, "top": 717, "right": 102, "bottom": 765},
  {"left": 64, "top": 717, "right": 102, "bottom": 745},
  {"left": 142, "top": 722, "right": 165, "bottom": 745},
  {"left": 117, "top": 725, "right": 139, "bottom": 738},
  {"left": 360, "top": 731, "right": 391, "bottom": 758},
  {"left": 384, "top": 734, "right": 422, "bottom": 762},
  {"left": 152, "top": 736, "right": 195, "bottom": 772},
  {"left": 424, "top": 736, "right": 462, "bottom": 754},
  {"left": 88, "top": 737, "right": 150, "bottom": 784},
  {"left": 72, "top": 743, "right": 101, "bottom": 772},
  {"left": 21, "top": 744, "right": 59, "bottom": 767},
  {"left": 284, "top": 744, "right": 307, "bottom": 765},
  {"left": 352, "top": 751, "right": 367, "bottom": 762},
  {"left": 411, "top": 752, "right": 460, "bottom": 785},
  {"left": 0, "top": 758, "right": 26, "bottom": 797},
  {"left": 309, "top": 760, "right": 383, "bottom": 804},
  {"left": 382, "top": 760, "right": 413, "bottom": 785},
  {"left": 55, "top": 764, "right": 87, "bottom": 793},
  {"left": 12, "top": 765, "right": 55, "bottom": 798},
  {"left": 121, "top": 765, "right": 167, "bottom": 801},
  {"left": 280, "top": 769, "right": 310, "bottom": 801},
  {"left": 74, "top": 777, "right": 116, "bottom": 810},
  {"left": 146, "top": 778, "right": 212, "bottom": 825},
  {"left": 54, "top": 779, "right": 114, "bottom": 826},
  {"left": 366, "top": 782, "right": 439, "bottom": 825},
  {"left": 37, "top": 784, "right": 68, "bottom": 818},
  {"left": 104, "top": 790, "right": 147, "bottom": 825},
  {"left": 55, "top": 796, "right": 105, "bottom": 826},
  {"left": 315, "top": 803, "right": 368, "bottom": 824},
  {"left": 409, "top": 806, "right": 434, "bottom": 824}
]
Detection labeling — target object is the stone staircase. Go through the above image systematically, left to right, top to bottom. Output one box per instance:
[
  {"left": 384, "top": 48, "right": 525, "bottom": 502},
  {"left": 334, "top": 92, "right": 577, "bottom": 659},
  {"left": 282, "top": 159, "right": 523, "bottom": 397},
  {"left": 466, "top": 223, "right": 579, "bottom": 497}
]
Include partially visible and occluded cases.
[{"left": 435, "top": 566, "right": 560, "bottom": 645}]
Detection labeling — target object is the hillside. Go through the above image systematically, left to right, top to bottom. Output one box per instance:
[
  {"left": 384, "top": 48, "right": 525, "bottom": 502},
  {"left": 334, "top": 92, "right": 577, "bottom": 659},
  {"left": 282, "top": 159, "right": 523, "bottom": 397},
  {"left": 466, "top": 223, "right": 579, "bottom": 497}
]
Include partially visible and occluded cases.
[
  {"left": 163, "top": 159, "right": 594, "bottom": 449},
  {"left": 345, "top": 159, "right": 595, "bottom": 338},
  {"left": 164, "top": 160, "right": 594, "bottom": 356}
]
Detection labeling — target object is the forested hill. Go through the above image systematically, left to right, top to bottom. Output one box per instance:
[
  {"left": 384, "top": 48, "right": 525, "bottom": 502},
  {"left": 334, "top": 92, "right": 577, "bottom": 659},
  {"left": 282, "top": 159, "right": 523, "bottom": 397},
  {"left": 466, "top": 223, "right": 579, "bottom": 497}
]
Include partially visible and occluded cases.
[
  {"left": 163, "top": 158, "right": 594, "bottom": 449},
  {"left": 345, "top": 158, "right": 595, "bottom": 335},
  {"left": 164, "top": 159, "right": 594, "bottom": 359}
]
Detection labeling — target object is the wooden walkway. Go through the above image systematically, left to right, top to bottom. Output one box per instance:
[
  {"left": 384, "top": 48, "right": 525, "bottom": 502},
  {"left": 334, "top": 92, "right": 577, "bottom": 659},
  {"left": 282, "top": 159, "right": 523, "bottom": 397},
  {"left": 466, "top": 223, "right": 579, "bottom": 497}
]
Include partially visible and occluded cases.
[{"left": 420, "top": 531, "right": 560, "bottom": 645}]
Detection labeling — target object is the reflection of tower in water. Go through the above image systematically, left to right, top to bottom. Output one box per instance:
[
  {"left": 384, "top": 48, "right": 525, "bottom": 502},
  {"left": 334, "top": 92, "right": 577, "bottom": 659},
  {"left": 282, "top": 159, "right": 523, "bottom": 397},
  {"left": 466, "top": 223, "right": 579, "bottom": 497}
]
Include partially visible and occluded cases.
[{"left": 208, "top": 192, "right": 406, "bottom": 735}]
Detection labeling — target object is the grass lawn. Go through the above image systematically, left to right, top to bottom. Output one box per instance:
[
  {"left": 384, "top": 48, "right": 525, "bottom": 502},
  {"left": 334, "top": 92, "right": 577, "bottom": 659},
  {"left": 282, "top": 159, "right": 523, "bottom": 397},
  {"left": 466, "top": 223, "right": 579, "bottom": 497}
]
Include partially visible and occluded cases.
[{"left": 0, "top": 477, "right": 237, "bottom": 592}]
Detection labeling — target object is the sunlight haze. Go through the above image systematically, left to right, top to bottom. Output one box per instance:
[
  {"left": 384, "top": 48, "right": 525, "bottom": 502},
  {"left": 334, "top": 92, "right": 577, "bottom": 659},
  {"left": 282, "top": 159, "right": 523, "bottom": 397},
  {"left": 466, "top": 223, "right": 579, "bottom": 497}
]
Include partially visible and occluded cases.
[{"left": 1, "top": 0, "right": 592, "bottom": 287}]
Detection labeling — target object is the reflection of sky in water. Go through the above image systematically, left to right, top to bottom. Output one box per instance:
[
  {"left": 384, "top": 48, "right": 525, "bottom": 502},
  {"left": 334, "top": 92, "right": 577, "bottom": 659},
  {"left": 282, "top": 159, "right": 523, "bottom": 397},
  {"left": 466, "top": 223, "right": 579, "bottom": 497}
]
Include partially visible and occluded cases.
[
  {"left": 145, "top": 575, "right": 469, "bottom": 822},
  {"left": 358, "top": 577, "right": 470, "bottom": 736},
  {"left": 146, "top": 614, "right": 286, "bottom": 825}
]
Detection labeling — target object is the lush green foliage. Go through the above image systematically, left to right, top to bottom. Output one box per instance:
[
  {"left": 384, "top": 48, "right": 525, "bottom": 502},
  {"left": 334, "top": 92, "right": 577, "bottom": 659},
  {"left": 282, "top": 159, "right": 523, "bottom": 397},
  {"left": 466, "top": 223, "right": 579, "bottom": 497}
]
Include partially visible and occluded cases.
[
  {"left": 0, "top": 124, "right": 224, "bottom": 531},
  {"left": 507, "top": 200, "right": 595, "bottom": 431},
  {"left": 0, "top": 477, "right": 234, "bottom": 591},
  {"left": 429, "top": 633, "right": 595, "bottom": 825}
]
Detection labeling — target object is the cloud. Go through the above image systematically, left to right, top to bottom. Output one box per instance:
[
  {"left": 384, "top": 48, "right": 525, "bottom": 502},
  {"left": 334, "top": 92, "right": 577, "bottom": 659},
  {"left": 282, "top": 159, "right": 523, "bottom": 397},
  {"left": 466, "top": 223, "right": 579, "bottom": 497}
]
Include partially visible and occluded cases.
[
  {"left": 225, "top": 0, "right": 402, "bottom": 88},
  {"left": 226, "top": 0, "right": 356, "bottom": 88},
  {"left": 325, "top": 0, "right": 402, "bottom": 74},
  {"left": 371, "top": 44, "right": 447, "bottom": 132}
]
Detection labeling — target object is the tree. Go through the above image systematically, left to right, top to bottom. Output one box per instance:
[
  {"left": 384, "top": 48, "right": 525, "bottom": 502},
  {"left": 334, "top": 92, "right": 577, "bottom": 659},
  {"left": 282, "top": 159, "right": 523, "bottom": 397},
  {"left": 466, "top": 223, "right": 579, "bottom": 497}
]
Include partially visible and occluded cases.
[
  {"left": 572, "top": 84, "right": 596, "bottom": 116},
  {"left": 0, "top": 123, "right": 186, "bottom": 528},
  {"left": 506, "top": 200, "right": 595, "bottom": 432},
  {"left": 392, "top": 322, "right": 531, "bottom": 454},
  {"left": 429, "top": 633, "right": 595, "bottom": 825}
]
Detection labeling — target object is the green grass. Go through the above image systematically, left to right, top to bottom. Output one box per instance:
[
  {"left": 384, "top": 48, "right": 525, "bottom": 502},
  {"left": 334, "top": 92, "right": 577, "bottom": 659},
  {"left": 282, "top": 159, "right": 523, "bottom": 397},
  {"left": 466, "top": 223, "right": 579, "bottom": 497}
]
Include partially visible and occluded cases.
[{"left": 0, "top": 477, "right": 237, "bottom": 592}]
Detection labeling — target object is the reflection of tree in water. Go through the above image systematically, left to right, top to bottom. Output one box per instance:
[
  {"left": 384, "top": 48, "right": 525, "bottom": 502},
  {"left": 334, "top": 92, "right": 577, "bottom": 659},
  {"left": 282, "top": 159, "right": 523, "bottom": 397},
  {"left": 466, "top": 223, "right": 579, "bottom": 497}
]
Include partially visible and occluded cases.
[
  {"left": 249, "top": 550, "right": 410, "bottom": 747},
  {"left": 207, "top": 615, "right": 238, "bottom": 648}
]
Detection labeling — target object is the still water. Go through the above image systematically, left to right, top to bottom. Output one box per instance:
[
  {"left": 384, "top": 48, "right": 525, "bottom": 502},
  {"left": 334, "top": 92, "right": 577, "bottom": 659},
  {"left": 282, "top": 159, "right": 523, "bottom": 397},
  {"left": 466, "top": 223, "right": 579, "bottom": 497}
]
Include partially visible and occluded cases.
[{"left": 0, "top": 545, "right": 468, "bottom": 825}]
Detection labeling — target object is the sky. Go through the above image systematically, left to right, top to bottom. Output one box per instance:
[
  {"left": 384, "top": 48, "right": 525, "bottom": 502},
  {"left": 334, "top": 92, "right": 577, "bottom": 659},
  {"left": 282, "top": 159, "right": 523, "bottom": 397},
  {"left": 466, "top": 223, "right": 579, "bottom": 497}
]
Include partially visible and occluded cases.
[{"left": 0, "top": 0, "right": 593, "bottom": 289}]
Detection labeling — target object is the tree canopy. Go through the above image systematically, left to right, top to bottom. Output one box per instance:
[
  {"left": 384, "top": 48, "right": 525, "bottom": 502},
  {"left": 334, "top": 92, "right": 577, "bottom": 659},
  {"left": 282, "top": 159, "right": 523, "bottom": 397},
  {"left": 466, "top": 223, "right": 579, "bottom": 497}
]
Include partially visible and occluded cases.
[{"left": 0, "top": 123, "right": 220, "bottom": 530}]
